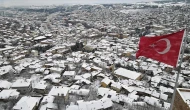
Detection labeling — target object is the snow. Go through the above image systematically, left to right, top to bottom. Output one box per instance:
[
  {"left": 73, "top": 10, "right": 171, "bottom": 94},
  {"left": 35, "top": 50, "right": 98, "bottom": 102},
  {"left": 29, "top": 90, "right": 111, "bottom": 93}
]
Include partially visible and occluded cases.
[
  {"left": 34, "top": 36, "right": 46, "bottom": 40},
  {"left": 0, "top": 46, "right": 14, "bottom": 52},
  {"left": 0, "top": 65, "right": 13, "bottom": 76},
  {"left": 114, "top": 68, "right": 142, "bottom": 80},
  {"left": 63, "top": 71, "right": 76, "bottom": 76},
  {"left": 43, "top": 73, "right": 61, "bottom": 83},
  {"left": 101, "top": 77, "right": 112, "bottom": 85},
  {"left": 12, "top": 79, "right": 31, "bottom": 88},
  {"left": 0, "top": 80, "right": 12, "bottom": 89},
  {"left": 33, "top": 80, "right": 47, "bottom": 90},
  {"left": 111, "top": 82, "right": 122, "bottom": 90},
  {"left": 70, "top": 85, "right": 80, "bottom": 90},
  {"left": 121, "top": 85, "right": 134, "bottom": 93},
  {"left": 49, "top": 86, "right": 70, "bottom": 97},
  {"left": 97, "top": 87, "right": 112, "bottom": 97},
  {"left": 0, "top": 89, "right": 19, "bottom": 100},
  {"left": 70, "top": 89, "right": 90, "bottom": 96},
  {"left": 179, "top": 90, "right": 190, "bottom": 104},
  {"left": 160, "top": 93, "right": 168, "bottom": 101},
  {"left": 13, "top": 96, "right": 42, "bottom": 110},
  {"left": 41, "top": 96, "right": 55, "bottom": 103},
  {"left": 144, "top": 96, "right": 160, "bottom": 106},
  {"left": 78, "top": 98, "right": 113, "bottom": 110},
  {"left": 40, "top": 103, "right": 58, "bottom": 110},
  {"left": 66, "top": 105, "right": 79, "bottom": 110}
]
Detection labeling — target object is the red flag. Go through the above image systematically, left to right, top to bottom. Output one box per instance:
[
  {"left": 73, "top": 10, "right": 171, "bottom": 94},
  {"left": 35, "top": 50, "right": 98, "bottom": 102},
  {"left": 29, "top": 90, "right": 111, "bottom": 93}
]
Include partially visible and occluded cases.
[{"left": 136, "top": 30, "right": 185, "bottom": 67}]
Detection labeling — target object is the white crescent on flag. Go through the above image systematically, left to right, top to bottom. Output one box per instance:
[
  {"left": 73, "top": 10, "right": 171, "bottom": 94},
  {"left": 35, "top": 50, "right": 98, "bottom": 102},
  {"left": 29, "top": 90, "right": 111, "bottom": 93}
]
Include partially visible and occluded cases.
[{"left": 155, "top": 38, "right": 171, "bottom": 54}]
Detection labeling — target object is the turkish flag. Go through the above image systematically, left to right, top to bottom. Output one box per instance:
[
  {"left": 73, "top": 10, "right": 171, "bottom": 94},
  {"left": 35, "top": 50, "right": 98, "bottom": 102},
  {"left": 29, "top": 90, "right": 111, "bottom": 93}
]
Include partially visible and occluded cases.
[{"left": 136, "top": 30, "right": 185, "bottom": 67}]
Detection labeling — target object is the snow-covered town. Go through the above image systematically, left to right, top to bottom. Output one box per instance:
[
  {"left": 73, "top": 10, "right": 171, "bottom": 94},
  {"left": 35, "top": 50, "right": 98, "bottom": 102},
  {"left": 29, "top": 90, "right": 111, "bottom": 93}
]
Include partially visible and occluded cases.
[{"left": 0, "top": 1, "right": 190, "bottom": 110}]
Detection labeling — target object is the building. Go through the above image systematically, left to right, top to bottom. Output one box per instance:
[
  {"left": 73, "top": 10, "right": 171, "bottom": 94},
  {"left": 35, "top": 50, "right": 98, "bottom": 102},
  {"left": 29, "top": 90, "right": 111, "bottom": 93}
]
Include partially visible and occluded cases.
[
  {"left": 114, "top": 68, "right": 143, "bottom": 80},
  {"left": 62, "top": 71, "right": 76, "bottom": 80},
  {"left": 101, "top": 77, "right": 112, "bottom": 88},
  {"left": 11, "top": 79, "right": 32, "bottom": 94},
  {"left": 33, "top": 80, "right": 48, "bottom": 94},
  {"left": 111, "top": 82, "right": 122, "bottom": 92},
  {"left": 48, "top": 86, "right": 70, "bottom": 101},
  {"left": 173, "top": 88, "right": 190, "bottom": 110},
  {"left": 0, "top": 89, "right": 19, "bottom": 101},
  {"left": 39, "top": 95, "right": 58, "bottom": 110},
  {"left": 13, "top": 96, "right": 42, "bottom": 110},
  {"left": 66, "top": 98, "right": 113, "bottom": 110}
]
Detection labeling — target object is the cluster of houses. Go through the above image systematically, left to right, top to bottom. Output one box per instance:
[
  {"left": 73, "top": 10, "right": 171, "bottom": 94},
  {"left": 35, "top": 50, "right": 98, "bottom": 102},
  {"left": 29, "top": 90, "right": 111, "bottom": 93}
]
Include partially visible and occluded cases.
[{"left": 0, "top": 2, "right": 190, "bottom": 110}]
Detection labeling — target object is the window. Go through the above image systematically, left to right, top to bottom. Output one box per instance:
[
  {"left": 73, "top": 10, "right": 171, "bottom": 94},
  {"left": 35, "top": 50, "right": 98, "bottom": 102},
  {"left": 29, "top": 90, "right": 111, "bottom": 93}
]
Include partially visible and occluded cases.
[{"left": 107, "top": 95, "right": 111, "bottom": 98}]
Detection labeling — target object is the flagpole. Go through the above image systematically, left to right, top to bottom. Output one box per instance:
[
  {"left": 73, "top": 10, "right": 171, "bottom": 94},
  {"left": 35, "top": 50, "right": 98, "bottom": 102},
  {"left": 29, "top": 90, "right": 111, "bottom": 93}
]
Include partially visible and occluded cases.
[{"left": 169, "top": 29, "right": 187, "bottom": 110}]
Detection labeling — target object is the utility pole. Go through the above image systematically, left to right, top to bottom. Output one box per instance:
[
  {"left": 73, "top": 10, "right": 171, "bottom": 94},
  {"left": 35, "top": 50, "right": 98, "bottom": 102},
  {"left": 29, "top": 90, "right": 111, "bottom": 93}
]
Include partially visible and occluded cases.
[{"left": 169, "top": 29, "right": 187, "bottom": 110}]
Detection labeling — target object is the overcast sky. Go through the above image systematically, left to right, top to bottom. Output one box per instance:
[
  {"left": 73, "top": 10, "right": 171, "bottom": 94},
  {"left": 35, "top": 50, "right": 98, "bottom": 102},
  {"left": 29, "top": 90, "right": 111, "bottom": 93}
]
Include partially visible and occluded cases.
[{"left": 0, "top": 0, "right": 157, "bottom": 6}]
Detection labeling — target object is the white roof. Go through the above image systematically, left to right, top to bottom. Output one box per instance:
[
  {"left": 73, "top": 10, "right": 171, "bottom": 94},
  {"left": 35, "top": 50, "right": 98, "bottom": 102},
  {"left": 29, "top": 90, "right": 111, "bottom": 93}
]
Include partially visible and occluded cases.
[
  {"left": 34, "top": 36, "right": 46, "bottom": 40},
  {"left": 0, "top": 46, "right": 14, "bottom": 52},
  {"left": 0, "top": 65, "right": 13, "bottom": 75},
  {"left": 50, "top": 67, "right": 63, "bottom": 73},
  {"left": 114, "top": 68, "right": 142, "bottom": 80},
  {"left": 63, "top": 71, "right": 76, "bottom": 76},
  {"left": 43, "top": 73, "right": 61, "bottom": 83},
  {"left": 82, "top": 73, "right": 91, "bottom": 79},
  {"left": 151, "top": 76, "right": 161, "bottom": 83},
  {"left": 101, "top": 77, "right": 112, "bottom": 85},
  {"left": 12, "top": 79, "right": 31, "bottom": 88},
  {"left": 0, "top": 80, "right": 12, "bottom": 89},
  {"left": 33, "top": 81, "right": 47, "bottom": 90},
  {"left": 111, "top": 82, "right": 122, "bottom": 89},
  {"left": 70, "top": 85, "right": 80, "bottom": 90},
  {"left": 121, "top": 85, "right": 134, "bottom": 93},
  {"left": 49, "top": 86, "right": 70, "bottom": 97},
  {"left": 97, "top": 87, "right": 111, "bottom": 96},
  {"left": 0, "top": 89, "right": 19, "bottom": 100},
  {"left": 70, "top": 89, "right": 90, "bottom": 96},
  {"left": 160, "top": 93, "right": 168, "bottom": 101},
  {"left": 13, "top": 96, "right": 42, "bottom": 110},
  {"left": 41, "top": 96, "right": 55, "bottom": 103},
  {"left": 144, "top": 96, "right": 160, "bottom": 106},
  {"left": 78, "top": 98, "right": 113, "bottom": 110},
  {"left": 164, "top": 102, "right": 170, "bottom": 109},
  {"left": 40, "top": 103, "right": 58, "bottom": 110},
  {"left": 66, "top": 105, "right": 79, "bottom": 110}
]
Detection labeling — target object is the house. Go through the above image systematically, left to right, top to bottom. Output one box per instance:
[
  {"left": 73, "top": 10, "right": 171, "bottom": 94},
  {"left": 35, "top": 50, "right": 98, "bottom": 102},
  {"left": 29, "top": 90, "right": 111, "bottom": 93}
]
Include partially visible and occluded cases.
[
  {"left": 34, "top": 36, "right": 47, "bottom": 42},
  {"left": 31, "top": 50, "right": 38, "bottom": 56},
  {"left": 0, "top": 65, "right": 14, "bottom": 78},
  {"left": 50, "top": 67, "right": 64, "bottom": 74},
  {"left": 114, "top": 68, "right": 143, "bottom": 80},
  {"left": 63, "top": 71, "right": 76, "bottom": 80},
  {"left": 43, "top": 73, "right": 61, "bottom": 84},
  {"left": 151, "top": 76, "right": 161, "bottom": 87},
  {"left": 101, "top": 77, "right": 112, "bottom": 87},
  {"left": 11, "top": 79, "right": 31, "bottom": 94},
  {"left": 0, "top": 80, "right": 12, "bottom": 90},
  {"left": 33, "top": 80, "right": 48, "bottom": 94},
  {"left": 111, "top": 82, "right": 122, "bottom": 92},
  {"left": 121, "top": 85, "right": 134, "bottom": 93},
  {"left": 48, "top": 86, "right": 70, "bottom": 101},
  {"left": 97, "top": 87, "right": 113, "bottom": 97},
  {"left": 173, "top": 88, "right": 190, "bottom": 110},
  {"left": 0, "top": 89, "right": 19, "bottom": 101},
  {"left": 69, "top": 89, "right": 90, "bottom": 96},
  {"left": 13, "top": 96, "right": 42, "bottom": 110},
  {"left": 39, "top": 96, "right": 58, "bottom": 110},
  {"left": 144, "top": 96, "right": 161, "bottom": 107},
  {"left": 77, "top": 98, "right": 113, "bottom": 110}
]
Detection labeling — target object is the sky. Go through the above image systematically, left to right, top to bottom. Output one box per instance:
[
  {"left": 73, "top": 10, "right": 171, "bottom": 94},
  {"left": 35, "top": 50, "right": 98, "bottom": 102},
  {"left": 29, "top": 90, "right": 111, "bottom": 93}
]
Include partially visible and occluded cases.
[{"left": 0, "top": 0, "right": 158, "bottom": 6}]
